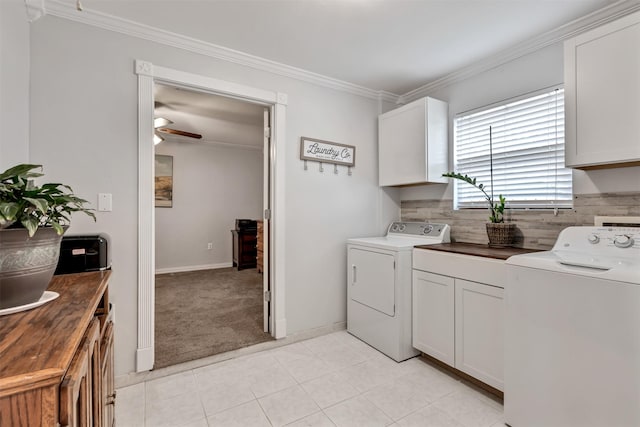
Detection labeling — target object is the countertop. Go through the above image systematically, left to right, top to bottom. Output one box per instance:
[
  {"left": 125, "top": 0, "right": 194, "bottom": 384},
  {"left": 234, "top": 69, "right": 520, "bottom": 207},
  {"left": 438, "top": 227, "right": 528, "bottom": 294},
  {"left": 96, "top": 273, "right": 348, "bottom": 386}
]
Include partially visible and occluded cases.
[
  {"left": 414, "top": 242, "right": 543, "bottom": 260},
  {"left": 0, "top": 271, "right": 111, "bottom": 395}
]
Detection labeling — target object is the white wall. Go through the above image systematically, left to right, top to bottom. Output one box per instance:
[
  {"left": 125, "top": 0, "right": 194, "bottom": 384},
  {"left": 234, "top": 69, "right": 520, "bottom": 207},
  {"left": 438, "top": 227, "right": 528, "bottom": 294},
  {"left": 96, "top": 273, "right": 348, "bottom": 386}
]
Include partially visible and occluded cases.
[
  {"left": 0, "top": 0, "right": 30, "bottom": 169},
  {"left": 26, "top": 16, "right": 390, "bottom": 376},
  {"left": 399, "top": 42, "right": 640, "bottom": 201},
  {"left": 154, "top": 140, "right": 263, "bottom": 271}
]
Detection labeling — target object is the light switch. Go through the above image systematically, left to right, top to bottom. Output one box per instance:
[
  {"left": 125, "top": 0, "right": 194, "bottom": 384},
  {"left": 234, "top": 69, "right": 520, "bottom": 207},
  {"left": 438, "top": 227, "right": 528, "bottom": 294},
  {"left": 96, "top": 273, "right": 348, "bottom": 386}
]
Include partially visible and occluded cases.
[{"left": 98, "top": 193, "right": 112, "bottom": 212}]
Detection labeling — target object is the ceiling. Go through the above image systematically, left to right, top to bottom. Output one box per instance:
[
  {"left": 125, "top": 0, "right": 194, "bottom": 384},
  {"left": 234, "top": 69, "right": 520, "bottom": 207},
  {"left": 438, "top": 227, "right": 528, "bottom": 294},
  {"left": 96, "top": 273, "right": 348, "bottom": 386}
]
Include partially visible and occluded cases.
[
  {"left": 80, "top": 0, "right": 624, "bottom": 144},
  {"left": 87, "top": 0, "right": 618, "bottom": 94},
  {"left": 154, "top": 84, "right": 265, "bottom": 146}
]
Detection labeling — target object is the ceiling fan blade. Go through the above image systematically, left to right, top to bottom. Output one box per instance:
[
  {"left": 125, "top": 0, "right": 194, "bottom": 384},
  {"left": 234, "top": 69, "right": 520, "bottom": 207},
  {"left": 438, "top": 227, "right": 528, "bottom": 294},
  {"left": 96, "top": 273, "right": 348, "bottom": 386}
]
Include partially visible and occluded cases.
[{"left": 157, "top": 128, "right": 203, "bottom": 139}]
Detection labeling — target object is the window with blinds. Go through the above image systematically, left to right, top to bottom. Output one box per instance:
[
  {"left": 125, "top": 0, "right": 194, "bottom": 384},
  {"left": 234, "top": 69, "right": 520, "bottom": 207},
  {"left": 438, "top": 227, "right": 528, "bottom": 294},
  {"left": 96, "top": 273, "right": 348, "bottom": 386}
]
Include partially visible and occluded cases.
[{"left": 453, "top": 87, "right": 573, "bottom": 210}]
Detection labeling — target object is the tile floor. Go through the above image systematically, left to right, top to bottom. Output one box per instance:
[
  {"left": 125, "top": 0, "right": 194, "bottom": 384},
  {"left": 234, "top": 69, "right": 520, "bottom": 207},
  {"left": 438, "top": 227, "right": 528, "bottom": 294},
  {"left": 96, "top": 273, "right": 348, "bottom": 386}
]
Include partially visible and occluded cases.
[{"left": 116, "top": 331, "right": 506, "bottom": 427}]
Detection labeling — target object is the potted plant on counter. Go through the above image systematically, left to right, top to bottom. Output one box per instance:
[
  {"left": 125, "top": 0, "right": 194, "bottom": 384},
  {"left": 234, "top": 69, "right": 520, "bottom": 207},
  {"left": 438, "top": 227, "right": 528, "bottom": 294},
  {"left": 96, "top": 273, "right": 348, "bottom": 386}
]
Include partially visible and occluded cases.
[
  {"left": 0, "top": 164, "right": 95, "bottom": 310},
  {"left": 442, "top": 171, "right": 515, "bottom": 247}
]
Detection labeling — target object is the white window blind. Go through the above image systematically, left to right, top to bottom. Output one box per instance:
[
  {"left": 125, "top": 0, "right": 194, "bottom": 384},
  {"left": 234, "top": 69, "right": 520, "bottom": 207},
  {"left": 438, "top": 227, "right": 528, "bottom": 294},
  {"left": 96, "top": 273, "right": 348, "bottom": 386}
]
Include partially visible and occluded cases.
[{"left": 453, "top": 87, "right": 572, "bottom": 210}]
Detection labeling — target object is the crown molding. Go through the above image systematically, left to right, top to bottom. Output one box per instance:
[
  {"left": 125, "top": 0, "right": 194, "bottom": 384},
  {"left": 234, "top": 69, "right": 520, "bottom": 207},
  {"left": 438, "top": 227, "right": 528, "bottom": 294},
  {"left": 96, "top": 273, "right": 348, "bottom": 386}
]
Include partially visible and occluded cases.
[
  {"left": 25, "top": 0, "right": 46, "bottom": 23},
  {"left": 40, "top": 0, "right": 639, "bottom": 105},
  {"left": 42, "top": 0, "right": 400, "bottom": 102},
  {"left": 399, "top": 0, "right": 640, "bottom": 103}
]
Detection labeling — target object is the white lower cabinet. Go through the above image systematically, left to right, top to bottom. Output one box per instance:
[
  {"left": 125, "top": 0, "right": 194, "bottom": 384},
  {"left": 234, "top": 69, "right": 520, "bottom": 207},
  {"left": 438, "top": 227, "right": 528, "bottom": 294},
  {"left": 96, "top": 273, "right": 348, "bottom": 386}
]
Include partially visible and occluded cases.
[
  {"left": 413, "top": 270, "right": 504, "bottom": 391},
  {"left": 412, "top": 271, "right": 455, "bottom": 366},
  {"left": 455, "top": 279, "right": 504, "bottom": 391}
]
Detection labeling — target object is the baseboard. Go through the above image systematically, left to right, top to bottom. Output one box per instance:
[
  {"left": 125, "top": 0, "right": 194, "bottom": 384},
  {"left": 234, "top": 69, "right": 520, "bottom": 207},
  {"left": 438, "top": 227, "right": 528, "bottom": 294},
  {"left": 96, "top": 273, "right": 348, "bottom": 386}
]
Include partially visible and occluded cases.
[{"left": 155, "top": 262, "right": 233, "bottom": 275}]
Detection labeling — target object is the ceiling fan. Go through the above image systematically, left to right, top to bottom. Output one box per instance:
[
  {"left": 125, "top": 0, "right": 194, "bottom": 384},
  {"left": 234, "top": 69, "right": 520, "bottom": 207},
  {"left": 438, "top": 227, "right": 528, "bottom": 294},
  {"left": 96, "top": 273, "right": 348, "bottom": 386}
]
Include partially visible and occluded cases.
[{"left": 153, "top": 111, "right": 202, "bottom": 144}]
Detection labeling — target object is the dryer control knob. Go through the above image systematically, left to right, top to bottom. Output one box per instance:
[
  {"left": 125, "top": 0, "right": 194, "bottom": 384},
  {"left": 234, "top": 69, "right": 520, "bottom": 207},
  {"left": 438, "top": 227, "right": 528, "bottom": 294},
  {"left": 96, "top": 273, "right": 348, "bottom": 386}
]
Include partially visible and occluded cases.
[
  {"left": 398, "top": 224, "right": 406, "bottom": 232},
  {"left": 587, "top": 234, "right": 600, "bottom": 244},
  {"left": 614, "top": 235, "right": 634, "bottom": 248}
]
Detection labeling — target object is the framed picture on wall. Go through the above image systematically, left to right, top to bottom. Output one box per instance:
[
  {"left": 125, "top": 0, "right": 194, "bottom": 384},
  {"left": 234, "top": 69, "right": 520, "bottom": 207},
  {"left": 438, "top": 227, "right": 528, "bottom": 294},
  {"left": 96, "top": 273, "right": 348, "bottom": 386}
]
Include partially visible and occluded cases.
[{"left": 155, "top": 155, "right": 173, "bottom": 207}]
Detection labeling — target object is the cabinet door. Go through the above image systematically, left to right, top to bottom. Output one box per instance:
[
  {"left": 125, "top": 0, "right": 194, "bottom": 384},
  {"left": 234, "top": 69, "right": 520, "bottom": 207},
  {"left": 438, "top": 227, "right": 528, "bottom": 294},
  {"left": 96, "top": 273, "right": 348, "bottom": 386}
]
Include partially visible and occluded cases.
[
  {"left": 565, "top": 11, "right": 640, "bottom": 168},
  {"left": 378, "top": 97, "right": 448, "bottom": 186},
  {"left": 412, "top": 270, "right": 454, "bottom": 365},
  {"left": 455, "top": 279, "right": 504, "bottom": 391},
  {"left": 60, "top": 318, "right": 100, "bottom": 427},
  {"left": 88, "top": 319, "right": 102, "bottom": 427},
  {"left": 101, "top": 320, "right": 115, "bottom": 427}
]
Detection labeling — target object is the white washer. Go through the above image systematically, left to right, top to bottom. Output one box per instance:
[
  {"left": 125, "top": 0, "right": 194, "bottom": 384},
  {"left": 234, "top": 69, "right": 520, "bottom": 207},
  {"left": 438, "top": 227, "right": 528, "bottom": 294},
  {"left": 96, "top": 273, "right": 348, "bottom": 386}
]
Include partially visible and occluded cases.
[
  {"left": 347, "top": 222, "right": 450, "bottom": 362},
  {"left": 505, "top": 226, "right": 640, "bottom": 427}
]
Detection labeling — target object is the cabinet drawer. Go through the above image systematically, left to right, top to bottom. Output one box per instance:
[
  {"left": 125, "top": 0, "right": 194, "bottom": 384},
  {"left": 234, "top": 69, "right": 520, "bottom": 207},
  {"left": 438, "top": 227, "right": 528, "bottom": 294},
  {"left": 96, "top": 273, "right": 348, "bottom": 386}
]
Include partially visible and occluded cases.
[
  {"left": 242, "top": 240, "right": 257, "bottom": 251},
  {"left": 413, "top": 249, "right": 506, "bottom": 287}
]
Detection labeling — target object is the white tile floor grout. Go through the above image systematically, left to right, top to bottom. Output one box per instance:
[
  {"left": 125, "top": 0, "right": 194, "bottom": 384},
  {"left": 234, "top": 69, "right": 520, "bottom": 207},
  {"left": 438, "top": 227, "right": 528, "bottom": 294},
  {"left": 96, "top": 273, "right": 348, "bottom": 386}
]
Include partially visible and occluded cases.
[{"left": 116, "top": 331, "right": 506, "bottom": 427}]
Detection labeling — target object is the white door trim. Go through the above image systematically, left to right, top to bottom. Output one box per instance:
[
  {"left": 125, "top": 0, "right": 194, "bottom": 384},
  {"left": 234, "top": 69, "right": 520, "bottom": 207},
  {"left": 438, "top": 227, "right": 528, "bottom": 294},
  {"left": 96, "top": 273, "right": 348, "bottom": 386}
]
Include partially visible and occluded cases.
[
  {"left": 135, "top": 60, "right": 287, "bottom": 372},
  {"left": 262, "top": 108, "right": 270, "bottom": 333}
]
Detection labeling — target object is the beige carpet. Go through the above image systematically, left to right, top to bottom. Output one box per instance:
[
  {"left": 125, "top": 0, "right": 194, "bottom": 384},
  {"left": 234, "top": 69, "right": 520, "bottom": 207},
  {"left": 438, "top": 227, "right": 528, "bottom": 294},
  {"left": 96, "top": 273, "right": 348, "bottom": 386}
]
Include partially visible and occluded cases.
[{"left": 154, "top": 267, "right": 273, "bottom": 369}]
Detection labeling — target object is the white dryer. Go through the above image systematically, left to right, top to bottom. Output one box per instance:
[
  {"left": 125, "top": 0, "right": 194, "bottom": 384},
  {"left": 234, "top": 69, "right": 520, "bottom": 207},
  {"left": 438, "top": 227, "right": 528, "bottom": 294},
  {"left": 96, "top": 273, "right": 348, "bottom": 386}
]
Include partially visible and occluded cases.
[
  {"left": 347, "top": 222, "right": 450, "bottom": 362},
  {"left": 505, "top": 226, "right": 640, "bottom": 427}
]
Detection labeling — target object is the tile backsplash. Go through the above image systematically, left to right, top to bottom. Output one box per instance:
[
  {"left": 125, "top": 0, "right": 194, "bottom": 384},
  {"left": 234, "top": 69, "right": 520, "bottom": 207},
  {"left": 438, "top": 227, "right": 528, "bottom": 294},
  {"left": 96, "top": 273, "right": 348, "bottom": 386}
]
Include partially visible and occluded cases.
[{"left": 401, "top": 192, "right": 640, "bottom": 250}]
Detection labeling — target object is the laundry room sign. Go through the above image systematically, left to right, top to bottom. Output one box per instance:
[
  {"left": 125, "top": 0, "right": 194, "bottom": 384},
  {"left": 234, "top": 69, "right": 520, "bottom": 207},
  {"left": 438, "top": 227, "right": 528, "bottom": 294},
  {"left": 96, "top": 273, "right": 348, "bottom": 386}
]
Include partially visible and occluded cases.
[{"left": 300, "top": 137, "right": 355, "bottom": 167}]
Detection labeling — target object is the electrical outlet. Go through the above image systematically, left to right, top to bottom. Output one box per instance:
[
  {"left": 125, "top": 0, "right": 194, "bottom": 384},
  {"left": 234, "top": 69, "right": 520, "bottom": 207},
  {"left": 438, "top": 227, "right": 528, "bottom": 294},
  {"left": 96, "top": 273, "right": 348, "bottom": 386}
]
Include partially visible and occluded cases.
[{"left": 207, "top": 243, "right": 213, "bottom": 250}]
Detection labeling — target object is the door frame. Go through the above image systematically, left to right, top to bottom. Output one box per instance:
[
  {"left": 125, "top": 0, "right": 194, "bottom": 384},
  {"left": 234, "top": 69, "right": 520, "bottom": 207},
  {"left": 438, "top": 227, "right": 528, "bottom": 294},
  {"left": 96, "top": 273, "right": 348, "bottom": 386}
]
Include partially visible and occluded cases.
[{"left": 135, "top": 60, "right": 288, "bottom": 372}]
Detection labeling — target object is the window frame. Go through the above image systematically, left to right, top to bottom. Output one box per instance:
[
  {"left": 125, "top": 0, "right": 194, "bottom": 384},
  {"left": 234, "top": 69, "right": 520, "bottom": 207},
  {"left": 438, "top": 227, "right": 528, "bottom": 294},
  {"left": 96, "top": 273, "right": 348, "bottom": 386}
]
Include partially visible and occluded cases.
[{"left": 452, "top": 85, "right": 573, "bottom": 211}]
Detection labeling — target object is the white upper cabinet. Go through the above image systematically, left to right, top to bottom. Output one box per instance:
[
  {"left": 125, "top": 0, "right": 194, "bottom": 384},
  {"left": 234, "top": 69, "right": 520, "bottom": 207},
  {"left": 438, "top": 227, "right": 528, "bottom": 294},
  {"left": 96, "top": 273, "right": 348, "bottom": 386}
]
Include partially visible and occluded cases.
[
  {"left": 564, "top": 11, "right": 640, "bottom": 169},
  {"left": 378, "top": 97, "right": 448, "bottom": 186}
]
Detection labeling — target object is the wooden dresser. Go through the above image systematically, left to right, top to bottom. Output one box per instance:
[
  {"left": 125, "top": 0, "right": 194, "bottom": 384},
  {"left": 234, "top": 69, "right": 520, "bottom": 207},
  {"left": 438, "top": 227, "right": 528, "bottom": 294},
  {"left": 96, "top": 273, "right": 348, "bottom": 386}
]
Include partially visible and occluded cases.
[
  {"left": 256, "top": 220, "right": 264, "bottom": 274},
  {"left": 231, "top": 229, "right": 257, "bottom": 270},
  {"left": 0, "top": 271, "right": 115, "bottom": 427}
]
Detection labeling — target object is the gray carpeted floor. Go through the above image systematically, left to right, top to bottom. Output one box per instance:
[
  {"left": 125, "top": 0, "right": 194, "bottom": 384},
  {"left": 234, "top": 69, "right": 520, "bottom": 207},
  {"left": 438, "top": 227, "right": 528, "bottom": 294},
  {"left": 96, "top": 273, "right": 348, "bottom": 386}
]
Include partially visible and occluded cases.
[{"left": 154, "top": 267, "right": 273, "bottom": 369}]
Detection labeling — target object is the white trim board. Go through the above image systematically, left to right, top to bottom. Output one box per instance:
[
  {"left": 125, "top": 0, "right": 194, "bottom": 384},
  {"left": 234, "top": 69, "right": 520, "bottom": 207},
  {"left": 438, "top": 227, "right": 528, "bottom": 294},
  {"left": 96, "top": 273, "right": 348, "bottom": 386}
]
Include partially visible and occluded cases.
[
  {"left": 39, "top": 0, "right": 640, "bottom": 105},
  {"left": 135, "top": 60, "right": 287, "bottom": 372},
  {"left": 155, "top": 263, "right": 234, "bottom": 275}
]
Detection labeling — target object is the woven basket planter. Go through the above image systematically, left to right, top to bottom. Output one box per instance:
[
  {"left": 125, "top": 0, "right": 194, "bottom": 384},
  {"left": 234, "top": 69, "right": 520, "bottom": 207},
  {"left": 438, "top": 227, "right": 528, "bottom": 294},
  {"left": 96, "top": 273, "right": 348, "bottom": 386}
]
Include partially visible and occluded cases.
[{"left": 486, "top": 222, "right": 516, "bottom": 248}]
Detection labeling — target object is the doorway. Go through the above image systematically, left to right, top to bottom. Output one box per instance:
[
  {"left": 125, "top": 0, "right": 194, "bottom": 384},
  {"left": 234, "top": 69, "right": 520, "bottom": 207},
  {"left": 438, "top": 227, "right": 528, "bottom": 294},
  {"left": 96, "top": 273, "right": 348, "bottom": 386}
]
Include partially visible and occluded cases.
[
  {"left": 135, "top": 61, "right": 287, "bottom": 372},
  {"left": 152, "top": 84, "right": 271, "bottom": 368}
]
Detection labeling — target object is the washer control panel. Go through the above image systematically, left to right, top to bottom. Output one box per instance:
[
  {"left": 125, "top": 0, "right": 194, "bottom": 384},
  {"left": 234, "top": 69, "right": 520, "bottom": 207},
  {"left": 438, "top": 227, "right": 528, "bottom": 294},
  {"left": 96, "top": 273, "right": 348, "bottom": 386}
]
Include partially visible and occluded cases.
[
  {"left": 388, "top": 222, "right": 448, "bottom": 237},
  {"left": 556, "top": 226, "right": 640, "bottom": 254}
]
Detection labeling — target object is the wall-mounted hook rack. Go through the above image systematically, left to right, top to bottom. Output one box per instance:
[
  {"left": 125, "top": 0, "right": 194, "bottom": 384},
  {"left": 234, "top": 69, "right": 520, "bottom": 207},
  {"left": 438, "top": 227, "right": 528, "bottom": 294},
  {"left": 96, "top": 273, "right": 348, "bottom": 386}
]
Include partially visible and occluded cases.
[{"left": 299, "top": 136, "right": 355, "bottom": 176}]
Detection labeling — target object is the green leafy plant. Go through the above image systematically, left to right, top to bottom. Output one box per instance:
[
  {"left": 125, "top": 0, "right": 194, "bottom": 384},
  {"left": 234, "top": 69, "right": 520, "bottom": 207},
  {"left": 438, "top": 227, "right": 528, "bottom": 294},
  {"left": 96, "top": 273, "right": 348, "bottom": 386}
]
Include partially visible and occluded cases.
[
  {"left": 0, "top": 164, "right": 96, "bottom": 237},
  {"left": 442, "top": 172, "right": 506, "bottom": 223}
]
